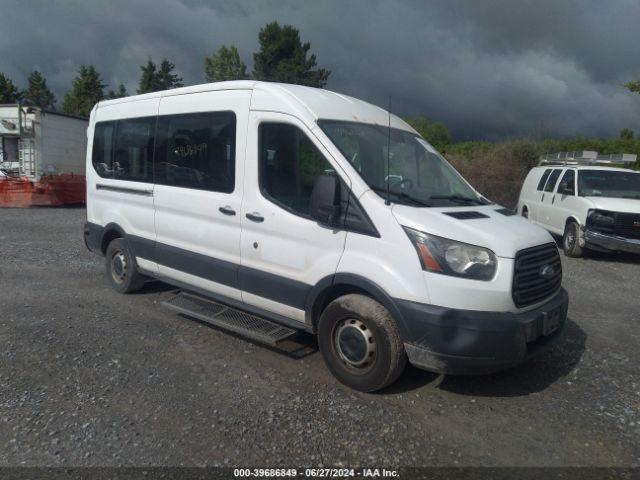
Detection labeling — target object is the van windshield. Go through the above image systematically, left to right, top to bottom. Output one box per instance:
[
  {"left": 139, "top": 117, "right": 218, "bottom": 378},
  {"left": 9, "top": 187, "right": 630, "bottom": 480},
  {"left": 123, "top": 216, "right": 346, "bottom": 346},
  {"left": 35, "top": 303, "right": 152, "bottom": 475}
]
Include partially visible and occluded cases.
[
  {"left": 318, "top": 120, "right": 488, "bottom": 207},
  {"left": 578, "top": 170, "right": 640, "bottom": 199}
]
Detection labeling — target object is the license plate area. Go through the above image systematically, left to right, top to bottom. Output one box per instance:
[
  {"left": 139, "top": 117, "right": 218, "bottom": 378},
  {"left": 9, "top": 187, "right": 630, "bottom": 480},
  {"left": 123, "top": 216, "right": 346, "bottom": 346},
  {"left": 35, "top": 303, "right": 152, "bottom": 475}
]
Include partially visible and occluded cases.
[{"left": 542, "top": 305, "right": 563, "bottom": 335}]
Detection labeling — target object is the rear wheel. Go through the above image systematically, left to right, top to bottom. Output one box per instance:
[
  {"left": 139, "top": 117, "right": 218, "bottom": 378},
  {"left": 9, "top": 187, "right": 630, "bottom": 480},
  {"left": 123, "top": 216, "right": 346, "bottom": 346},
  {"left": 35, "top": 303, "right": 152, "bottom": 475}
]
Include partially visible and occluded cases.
[
  {"left": 521, "top": 206, "right": 529, "bottom": 219},
  {"left": 563, "top": 221, "right": 584, "bottom": 257},
  {"left": 105, "top": 238, "right": 146, "bottom": 293},
  {"left": 318, "top": 294, "right": 406, "bottom": 392}
]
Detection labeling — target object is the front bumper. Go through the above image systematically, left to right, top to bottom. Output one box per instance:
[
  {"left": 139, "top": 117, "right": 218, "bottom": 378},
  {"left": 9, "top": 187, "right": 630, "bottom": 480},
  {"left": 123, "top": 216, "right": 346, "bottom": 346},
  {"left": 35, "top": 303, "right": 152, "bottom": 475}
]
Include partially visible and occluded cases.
[
  {"left": 584, "top": 229, "right": 640, "bottom": 254},
  {"left": 398, "top": 288, "right": 569, "bottom": 375}
]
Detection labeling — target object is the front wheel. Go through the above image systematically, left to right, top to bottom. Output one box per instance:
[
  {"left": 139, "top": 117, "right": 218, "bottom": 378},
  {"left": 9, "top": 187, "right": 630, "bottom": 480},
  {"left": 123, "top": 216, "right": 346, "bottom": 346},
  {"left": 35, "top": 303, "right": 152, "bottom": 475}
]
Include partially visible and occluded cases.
[
  {"left": 563, "top": 222, "right": 584, "bottom": 257},
  {"left": 105, "top": 238, "right": 146, "bottom": 293},
  {"left": 318, "top": 294, "right": 407, "bottom": 392}
]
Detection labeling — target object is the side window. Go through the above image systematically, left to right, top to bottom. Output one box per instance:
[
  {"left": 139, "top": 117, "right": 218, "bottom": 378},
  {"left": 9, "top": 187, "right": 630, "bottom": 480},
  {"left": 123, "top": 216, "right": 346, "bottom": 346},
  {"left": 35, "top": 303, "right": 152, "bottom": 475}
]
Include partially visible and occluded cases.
[
  {"left": 156, "top": 112, "right": 236, "bottom": 193},
  {"left": 113, "top": 117, "right": 155, "bottom": 182},
  {"left": 92, "top": 122, "right": 115, "bottom": 178},
  {"left": 259, "top": 123, "right": 334, "bottom": 218},
  {"left": 536, "top": 169, "right": 552, "bottom": 191},
  {"left": 543, "top": 169, "right": 562, "bottom": 193},
  {"left": 557, "top": 169, "right": 575, "bottom": 194}
]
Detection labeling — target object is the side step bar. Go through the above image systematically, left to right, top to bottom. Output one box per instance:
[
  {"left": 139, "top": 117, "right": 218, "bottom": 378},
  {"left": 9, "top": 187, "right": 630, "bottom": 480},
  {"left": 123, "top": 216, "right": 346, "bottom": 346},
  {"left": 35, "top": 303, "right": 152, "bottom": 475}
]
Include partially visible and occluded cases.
[{"left": 162, "top": 291, "right": 297, "bottom": 346}]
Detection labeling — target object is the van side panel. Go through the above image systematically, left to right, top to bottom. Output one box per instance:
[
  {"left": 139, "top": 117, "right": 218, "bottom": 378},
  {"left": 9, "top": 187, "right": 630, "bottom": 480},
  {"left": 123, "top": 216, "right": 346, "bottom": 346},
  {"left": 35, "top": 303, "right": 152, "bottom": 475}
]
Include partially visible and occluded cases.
[
  {"left": 153, "top": 90, "right": 251, "bottom": 302},
  {"left": 86, "top": 98, "right": 160, "bottom": 269},
  {"left": 239, "top": 110, "right": 350, "bottom": 323},
  {"left": 518, "top": 167, "right": 545, "bottom": 222}
]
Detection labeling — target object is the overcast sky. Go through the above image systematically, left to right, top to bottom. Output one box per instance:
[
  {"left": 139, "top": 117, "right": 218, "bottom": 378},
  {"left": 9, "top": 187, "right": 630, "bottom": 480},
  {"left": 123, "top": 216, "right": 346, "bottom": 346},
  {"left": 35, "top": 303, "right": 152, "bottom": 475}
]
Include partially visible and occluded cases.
[{"left": 2, "top": 0, "right": 639, "bottom": 140}]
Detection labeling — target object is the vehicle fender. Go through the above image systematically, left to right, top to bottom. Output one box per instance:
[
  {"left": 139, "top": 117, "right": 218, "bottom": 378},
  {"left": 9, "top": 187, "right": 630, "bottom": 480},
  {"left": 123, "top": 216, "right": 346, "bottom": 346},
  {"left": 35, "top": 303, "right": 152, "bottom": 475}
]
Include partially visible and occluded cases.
[
  {"left": 565, "top": 215, "right": 581, "bottom": 227},
  {"left": 100, "top": 222, "right": 127, "bottom": 253},
  {"left": 305, "top": 273, "right": 409, "bottom": 337}
]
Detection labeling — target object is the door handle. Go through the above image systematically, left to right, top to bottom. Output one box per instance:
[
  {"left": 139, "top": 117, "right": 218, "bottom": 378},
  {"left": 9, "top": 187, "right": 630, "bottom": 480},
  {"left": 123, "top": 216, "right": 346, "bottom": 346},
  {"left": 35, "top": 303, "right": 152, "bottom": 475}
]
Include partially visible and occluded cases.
[
  {"left": 219, "top": 206, "right": 236, "bottom": 216},
  {"left": 246, "top": 212, "right": 264, "bottom": 223}
]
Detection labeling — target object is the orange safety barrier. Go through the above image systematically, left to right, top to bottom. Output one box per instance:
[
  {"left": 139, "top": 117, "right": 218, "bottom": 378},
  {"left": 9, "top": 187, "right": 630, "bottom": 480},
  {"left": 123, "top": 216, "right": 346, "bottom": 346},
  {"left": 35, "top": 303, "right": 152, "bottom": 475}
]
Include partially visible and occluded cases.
[
  {"left": 0, "top": 174, "right": 86, "bottom": 208},
  {"left": 31, "top": 174, "right": 87, "bottom": 206},
  {"left": 0, "top": 176, "right": 34, "bottom": 208}
]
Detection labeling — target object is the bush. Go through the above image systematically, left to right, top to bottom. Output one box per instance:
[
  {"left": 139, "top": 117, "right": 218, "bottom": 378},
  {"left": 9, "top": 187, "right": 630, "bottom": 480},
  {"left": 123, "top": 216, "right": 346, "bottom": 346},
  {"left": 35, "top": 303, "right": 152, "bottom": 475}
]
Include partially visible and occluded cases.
[
  {"left": 443, "top": 137, "right": 640, "bottom": 209},
  {"left": 446, "top": 140, "right": 537, "bottom": 208}
]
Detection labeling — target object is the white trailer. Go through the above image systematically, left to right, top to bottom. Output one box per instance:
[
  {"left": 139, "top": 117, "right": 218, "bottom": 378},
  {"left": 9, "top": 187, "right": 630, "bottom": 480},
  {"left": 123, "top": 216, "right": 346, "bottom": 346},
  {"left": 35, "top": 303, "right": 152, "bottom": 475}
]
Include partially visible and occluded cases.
[{"left": 0, "top": 104, "right": 88, "bottom": 180}]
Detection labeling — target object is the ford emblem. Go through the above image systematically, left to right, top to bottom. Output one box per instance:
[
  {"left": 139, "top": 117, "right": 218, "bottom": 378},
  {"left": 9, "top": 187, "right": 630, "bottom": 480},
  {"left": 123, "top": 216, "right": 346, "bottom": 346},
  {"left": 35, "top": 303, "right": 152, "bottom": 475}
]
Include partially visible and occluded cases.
[{"left": 539, "top": 264, "right": 555, "bottom": 279}]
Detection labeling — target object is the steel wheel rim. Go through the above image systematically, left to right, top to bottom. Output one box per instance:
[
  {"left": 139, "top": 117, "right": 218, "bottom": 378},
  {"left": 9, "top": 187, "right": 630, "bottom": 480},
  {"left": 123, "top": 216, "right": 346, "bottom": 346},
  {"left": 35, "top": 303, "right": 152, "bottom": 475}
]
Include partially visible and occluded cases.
[
  {"left": 565, "top": 229, "right": 575, "bottom": 250},
  {"left": 111, "top": 250, "right": 127, "bottom": 284},
  {"left": 333, "top": 318, "right": 376, "bottom": 371}
]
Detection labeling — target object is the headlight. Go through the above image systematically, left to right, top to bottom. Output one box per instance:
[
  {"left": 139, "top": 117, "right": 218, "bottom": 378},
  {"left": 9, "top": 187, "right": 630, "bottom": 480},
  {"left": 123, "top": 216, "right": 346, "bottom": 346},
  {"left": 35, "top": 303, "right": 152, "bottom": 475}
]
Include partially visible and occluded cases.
[
  {"left": 587, "top": 209, "right": 614, "bottom": 226},
  {"left": 403, "top": 227, "right": 497, "bottom": 281}
]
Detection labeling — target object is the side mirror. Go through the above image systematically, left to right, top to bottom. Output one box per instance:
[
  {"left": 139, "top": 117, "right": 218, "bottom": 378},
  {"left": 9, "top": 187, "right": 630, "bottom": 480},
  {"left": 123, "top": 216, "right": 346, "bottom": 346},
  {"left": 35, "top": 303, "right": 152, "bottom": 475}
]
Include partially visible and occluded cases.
[{"left": 309, "top": 174, "right": 341, "bottom": 225}]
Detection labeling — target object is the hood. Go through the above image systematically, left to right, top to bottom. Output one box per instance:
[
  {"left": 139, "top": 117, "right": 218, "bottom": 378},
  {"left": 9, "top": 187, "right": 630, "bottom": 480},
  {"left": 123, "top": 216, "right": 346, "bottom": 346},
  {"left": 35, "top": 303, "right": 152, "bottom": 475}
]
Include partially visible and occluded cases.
[
  {"left": 585, "top": 196, "right": 640, "bottom": 214},
  {"left": 392, "top": 204, "right": 554, "bottom": 258}
]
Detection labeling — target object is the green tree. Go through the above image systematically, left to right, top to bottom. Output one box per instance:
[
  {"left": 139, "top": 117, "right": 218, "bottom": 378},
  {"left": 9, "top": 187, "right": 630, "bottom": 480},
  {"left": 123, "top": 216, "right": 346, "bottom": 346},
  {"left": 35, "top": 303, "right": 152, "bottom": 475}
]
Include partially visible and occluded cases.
[
  {"left": 252, "top": 22, "right": 330, "bottom": 87},
  {"left": 204, "top": 44, "right": 248, "bottom": 82},
  {"left": 138, "top": 58, "right": 183, "bottom": 94},
  {"left": 138, "top": 59, "right": 158, "bottom": 94},
  {"left": 156, "top": 59, "right": 183, "bottom": 90},
  {"left": 61, "top": 65, "right": 106, "bottom": 117},
  {"left": 22, "top": 70, "right": 56, "bottom": 110},
  {"left": 0, "top": 72, "right": 20, "bottom": 103},
  {"left": 625, "top": 78, "right": 640, "bottom": 94},
  {"left": 106, "top": 83, "right": 128, "bottom": 99},
  {"left": 404, "top": 116, "right": 452, "bottom": 151},
  {"left": 620, "top": 128, "right": 634, "bottom": 140}
]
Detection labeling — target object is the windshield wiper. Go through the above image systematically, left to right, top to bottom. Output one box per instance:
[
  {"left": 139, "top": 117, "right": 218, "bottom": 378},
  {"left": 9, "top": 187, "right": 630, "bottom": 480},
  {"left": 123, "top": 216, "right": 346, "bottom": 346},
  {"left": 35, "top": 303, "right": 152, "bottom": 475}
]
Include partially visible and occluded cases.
[
  {"left": 369, "top": 186, "right": 431, "bottom": 207},
  {"left": 429, "top": 194, "right": 486, "bottom": 205}
]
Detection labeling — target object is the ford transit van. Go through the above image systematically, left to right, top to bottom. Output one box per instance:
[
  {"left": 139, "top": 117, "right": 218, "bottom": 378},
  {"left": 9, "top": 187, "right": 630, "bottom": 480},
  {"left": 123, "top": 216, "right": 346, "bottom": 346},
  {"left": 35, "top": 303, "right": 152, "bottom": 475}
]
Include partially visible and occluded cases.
[{"left": 84, "top": 81, "right": 568, "bottom": 391}]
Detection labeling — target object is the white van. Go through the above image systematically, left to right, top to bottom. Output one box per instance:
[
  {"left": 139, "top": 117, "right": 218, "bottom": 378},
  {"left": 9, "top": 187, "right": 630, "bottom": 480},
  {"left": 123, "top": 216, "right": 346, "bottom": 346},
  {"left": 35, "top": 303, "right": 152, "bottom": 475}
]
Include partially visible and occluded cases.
[
  {"left": 84, "top": 81, "right": 568, "bottom": 391},
  {"left": 517, "top": 161, "right": 640, "bottom": 257}
]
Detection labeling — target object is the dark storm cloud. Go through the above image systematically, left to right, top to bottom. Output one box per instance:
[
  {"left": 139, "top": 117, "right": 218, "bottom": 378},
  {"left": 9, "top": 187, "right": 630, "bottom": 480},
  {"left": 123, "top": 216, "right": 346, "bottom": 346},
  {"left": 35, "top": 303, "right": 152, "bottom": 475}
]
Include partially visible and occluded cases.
[{"left": 2, "top": 0, "right": 638, "bottom": 140}]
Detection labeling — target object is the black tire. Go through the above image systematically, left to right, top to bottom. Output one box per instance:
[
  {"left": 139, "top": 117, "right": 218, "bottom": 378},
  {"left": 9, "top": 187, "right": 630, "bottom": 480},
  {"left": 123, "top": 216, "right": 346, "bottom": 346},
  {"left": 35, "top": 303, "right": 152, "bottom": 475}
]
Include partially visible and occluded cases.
[
  {"left": 521, "top": 206, "right": 528, "bottom": 219},
  {"left": 563, "top": 221, "right": 584, "bottom": 258},
  {"left": 105, "top": 238, "right": 146, "bottom": 293},
  {"left": 317, "top": 294, "right": 406, "bottom": 392}
]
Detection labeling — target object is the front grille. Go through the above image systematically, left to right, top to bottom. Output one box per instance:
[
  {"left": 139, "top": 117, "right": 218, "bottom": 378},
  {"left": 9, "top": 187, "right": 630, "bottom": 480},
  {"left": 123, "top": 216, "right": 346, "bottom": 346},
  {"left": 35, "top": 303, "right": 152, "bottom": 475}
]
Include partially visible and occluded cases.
[
  {"left": 614, "top": 213, "right": 640, "bottom": 240},
  {"left": 513, "top": 243, "right": 562, "bottom": 308}
]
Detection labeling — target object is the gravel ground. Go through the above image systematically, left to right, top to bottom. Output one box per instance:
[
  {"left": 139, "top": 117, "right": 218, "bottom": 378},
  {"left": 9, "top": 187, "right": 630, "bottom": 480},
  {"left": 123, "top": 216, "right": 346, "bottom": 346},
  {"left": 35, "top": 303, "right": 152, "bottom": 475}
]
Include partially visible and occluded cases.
[{"left": 0, "top": 207, "right": 638, "bottom": 467}]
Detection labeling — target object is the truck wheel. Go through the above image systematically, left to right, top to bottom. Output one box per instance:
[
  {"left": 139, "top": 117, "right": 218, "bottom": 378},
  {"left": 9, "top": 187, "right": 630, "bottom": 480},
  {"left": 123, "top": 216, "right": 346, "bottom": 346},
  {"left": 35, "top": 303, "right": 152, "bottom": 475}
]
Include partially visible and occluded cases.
[
  {"left": 522, "top": 206, "right": 528, "bottom": 219},
  {"left": 563, "top": 222, "right": 584, "bottom": 258},
  {"left": 105, "top": 238, "right": 146, "bottom": 293},
  {"left": 318, "top": 294, "right": 406, "bottom": 392}
]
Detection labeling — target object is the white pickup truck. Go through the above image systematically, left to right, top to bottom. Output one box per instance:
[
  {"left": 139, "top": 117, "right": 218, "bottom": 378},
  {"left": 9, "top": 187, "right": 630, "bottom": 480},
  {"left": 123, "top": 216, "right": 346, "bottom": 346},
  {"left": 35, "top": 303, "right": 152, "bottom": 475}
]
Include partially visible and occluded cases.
[{"left": 517, "top": 153, "right": 640, "bottom": 257}]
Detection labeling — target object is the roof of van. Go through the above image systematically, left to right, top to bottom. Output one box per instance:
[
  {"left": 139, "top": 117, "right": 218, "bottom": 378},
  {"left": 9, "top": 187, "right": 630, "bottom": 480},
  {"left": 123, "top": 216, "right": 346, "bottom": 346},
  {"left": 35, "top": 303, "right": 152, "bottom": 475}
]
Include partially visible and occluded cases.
[{"left": 95, "top": 80, "right": 416, "bottom": 133}]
